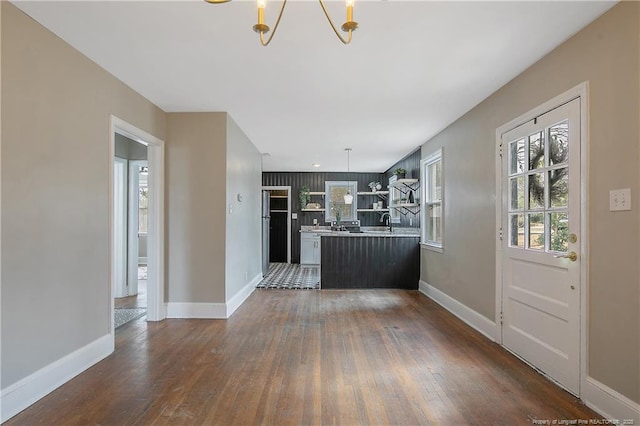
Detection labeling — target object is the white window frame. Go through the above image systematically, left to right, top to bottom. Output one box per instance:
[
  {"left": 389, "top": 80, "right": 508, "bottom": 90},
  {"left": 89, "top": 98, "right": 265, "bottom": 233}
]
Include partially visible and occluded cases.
[{"left": 420, "top": 148, "right": 443, "bottom": 252}]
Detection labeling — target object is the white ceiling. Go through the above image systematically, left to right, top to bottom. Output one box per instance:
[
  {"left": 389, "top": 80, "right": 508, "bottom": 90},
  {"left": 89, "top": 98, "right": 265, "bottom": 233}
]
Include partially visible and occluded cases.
[{"left": 13, "top": 0, "right": 616, "bottom": 172}]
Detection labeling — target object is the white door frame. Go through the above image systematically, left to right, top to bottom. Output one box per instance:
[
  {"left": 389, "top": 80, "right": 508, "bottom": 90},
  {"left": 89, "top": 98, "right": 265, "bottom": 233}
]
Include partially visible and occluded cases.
[
  {"left": 495, "top": 82, "right": 589, "bottom": 395},
  {"left": 110, "top": 116, "right": 165, "bottom": 334},
  {"left": 262, "top": 186, "right": 292, "bottom": 263}
]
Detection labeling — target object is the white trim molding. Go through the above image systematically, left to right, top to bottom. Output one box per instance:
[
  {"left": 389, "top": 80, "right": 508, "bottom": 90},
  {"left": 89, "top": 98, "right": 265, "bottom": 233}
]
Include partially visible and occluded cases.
[
  {"left": 109, "top": 115, "right": 165, "bottom": 326},
  {"left": 226, "top": 273, "right": 261, "bottom": 318},
  {"left": 419, "top": 280, "right": 497, "bottom": 342},
  {"left": 0, "top": 335, "right": 112, "bottom": 423},
  {"left": 583, "top": 377, "right": 640, "bottom": 424}
]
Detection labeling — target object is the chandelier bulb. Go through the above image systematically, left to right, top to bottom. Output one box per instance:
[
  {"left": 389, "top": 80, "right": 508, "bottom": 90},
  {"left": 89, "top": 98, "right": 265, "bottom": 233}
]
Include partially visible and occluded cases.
[{"left": 257, "top": 0, "right": 266, "bottom": 9}]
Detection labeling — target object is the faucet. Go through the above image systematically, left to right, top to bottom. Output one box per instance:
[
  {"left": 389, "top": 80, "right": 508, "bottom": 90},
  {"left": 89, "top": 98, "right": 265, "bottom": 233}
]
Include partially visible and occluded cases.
[{"left": 380, "top": 212, "right": 392, "bottom": 233}]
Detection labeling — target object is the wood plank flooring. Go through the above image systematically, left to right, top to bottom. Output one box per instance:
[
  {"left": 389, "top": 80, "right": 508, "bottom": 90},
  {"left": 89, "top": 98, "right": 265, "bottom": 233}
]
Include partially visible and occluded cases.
[{"left": 7, "top": 290, "right": 601, "bottom": 425}]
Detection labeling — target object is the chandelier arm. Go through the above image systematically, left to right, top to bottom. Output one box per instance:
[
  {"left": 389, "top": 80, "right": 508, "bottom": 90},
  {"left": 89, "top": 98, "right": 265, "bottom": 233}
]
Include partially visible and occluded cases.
[
  {"left": 260, "top": 0, "right": 288, "bottom": 46},
  {"left": 318, "top": 0, "right": 352, "bottom": 45}
]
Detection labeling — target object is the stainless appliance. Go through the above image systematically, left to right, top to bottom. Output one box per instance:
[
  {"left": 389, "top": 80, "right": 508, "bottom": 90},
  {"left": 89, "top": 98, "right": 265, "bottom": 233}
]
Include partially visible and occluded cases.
[{"left": 261, "top": 191, "right": 270, "bottom": 276}]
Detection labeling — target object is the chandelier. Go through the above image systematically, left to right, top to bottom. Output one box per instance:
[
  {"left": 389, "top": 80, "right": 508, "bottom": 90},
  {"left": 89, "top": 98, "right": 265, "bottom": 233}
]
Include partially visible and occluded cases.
[{"left": 205, "top": 0, "right": 359, "bottom": 46}]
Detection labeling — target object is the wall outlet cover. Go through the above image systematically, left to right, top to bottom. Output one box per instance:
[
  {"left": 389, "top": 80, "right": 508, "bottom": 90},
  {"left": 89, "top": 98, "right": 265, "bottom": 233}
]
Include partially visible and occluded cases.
[{"left": 609, "top": 188, "right": 631, "bottom": 211}]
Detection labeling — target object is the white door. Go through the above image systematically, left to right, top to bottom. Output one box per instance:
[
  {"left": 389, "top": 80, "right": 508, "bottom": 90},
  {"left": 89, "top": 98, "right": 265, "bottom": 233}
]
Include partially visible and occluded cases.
[
  {"left": 501, "top": 98, "right": 581, "bottom": 394},
  {"left": 113, "top": 157, "right": 128, "bottom": 298},
  {"left": 127, "top": 161, "right": 147, "bottom": 297}
]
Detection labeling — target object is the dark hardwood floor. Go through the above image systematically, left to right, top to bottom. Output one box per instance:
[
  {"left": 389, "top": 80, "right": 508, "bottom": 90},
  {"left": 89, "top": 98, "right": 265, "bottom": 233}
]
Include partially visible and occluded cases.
[{"left": 7, "top": 290, "right": 601, "bottom": 425}]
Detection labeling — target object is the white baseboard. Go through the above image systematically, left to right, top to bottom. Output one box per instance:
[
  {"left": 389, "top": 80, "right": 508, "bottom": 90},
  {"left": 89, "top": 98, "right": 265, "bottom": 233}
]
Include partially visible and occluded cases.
[
  {"left": 226, "top": 273, "right": 261, "bottom": 318},
  {"left": 165, "top": 274, "right": 262, "bottom": 319},
  {"left": 419, "top": 280, "right": 497, "bottom": 342},
  {"left": 165, "top": 302, "right": 227, "bottom": 319},
  {"left": 0, "top": 334, "right": 113, "bottom": 423},
  {"left": 583, "top": 376, "right": 640, "bottom": 423}
]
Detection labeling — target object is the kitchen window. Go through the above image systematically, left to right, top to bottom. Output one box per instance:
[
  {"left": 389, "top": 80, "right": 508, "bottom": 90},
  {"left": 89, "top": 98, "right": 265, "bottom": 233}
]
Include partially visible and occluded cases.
[
  {"left": 421, "top": 148, "right": 443, "bottom": 252},
  {"left": 325, "top": 181, "right": 358, "bottom": 223}
]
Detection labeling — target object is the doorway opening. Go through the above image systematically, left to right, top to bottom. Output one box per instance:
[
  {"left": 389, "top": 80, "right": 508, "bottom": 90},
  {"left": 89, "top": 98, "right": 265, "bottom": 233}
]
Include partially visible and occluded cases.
[
  {"left": 110, "top": 116, "right": 165, "bottom": 340},
  {"left": 113, "top": 140, "right": 148, "bottom": 328},
  {"left": 262, "top": 186, "right": 292, "bottom": 266}
]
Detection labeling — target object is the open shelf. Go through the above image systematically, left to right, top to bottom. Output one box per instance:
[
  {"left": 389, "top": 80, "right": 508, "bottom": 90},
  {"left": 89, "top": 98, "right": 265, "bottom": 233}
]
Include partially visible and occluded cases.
[
  {"left": 357, "top": 191, "right": 389, "bottom": 196},
  {"left": 389, "top": 203, "right": 420, "bottom": 216},
  {"left": 301, "top": 208, "right": 325, "bottom": 212},
  {"left": 357, "top": 208, "right": 390, "bottom": 212}
]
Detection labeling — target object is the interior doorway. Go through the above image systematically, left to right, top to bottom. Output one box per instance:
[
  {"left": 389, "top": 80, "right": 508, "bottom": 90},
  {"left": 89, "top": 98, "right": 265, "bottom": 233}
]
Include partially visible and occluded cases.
[
  {"left": 110, "top": 116, "right": 165, "bottom": 340},
  {"left": 113, "top": 139, "right": 148, "bottom": 328},
  {"left": 262, "top": 186, "right": 291, "bottom": 264}
]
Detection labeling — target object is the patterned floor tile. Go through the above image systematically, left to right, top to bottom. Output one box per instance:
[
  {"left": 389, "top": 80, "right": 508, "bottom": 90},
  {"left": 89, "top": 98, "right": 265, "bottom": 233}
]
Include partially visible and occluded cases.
[{"left": 256, "top": 263, "right": 320, "bottom": 290}]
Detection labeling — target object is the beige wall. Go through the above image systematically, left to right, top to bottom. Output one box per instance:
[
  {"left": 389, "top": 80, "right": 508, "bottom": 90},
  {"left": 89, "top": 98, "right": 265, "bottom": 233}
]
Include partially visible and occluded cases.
[
  {"left": 1, "top": 2, "right": 165, "bottom": 388},
  {"left": 420, "top": 2, "right": 639, "bottom": 403},
  {"left": 165, "top": 113, "right": 227, "bottom": 303},
  {"left": 225, "top": 115, "right": 262, "bottom": 300}
]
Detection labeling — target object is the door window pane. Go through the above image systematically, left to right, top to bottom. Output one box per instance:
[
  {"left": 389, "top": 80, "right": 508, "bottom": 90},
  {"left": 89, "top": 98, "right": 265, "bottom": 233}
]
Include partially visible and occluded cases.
[
  {"left": 549, "top": 120, "right": 569, "bottom": 166},
  {"left": 529, "top": 131, "right": 545, "bottom": 170},
  {"left": 510, "top": 139, "right": 525, "bottom": 175},
  {"left": 549, "top": 167, "right": 568, "bottom": 208},
  {"left": 528, "top": 172, "right": 545, "bottom": 209},
  {"left": 510, "top": 176, "right": 524, "bottom": 210},
  {"left": 549, "top": 212, "right": 569, "bottom": 252},
  {"left": 528, "top": 213, "right": 545, "bottom": 250},
  {"left": 509, "top": 214, "right": 524, "bottom": 248}
]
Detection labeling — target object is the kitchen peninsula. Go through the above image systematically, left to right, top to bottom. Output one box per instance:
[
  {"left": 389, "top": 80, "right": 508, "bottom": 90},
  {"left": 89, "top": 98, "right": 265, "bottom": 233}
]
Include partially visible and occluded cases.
[{"left": 301, "top": 227, "right": 420, "bottom": 290}]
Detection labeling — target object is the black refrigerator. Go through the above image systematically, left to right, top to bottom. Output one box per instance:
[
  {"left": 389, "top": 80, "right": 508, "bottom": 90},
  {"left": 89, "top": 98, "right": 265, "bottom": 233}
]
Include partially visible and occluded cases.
[{"left": 261, "top": 191, "right": 270, "bottom": 276}]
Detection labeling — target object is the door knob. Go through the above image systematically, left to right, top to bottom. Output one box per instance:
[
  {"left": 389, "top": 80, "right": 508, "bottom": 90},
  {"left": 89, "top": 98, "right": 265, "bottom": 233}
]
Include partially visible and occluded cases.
[{"left": 554, "top": 251, "right": 577, "bottom": 262}]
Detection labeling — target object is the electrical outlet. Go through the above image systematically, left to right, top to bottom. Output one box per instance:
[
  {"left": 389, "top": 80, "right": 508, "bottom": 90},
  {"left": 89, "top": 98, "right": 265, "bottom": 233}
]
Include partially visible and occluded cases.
[
  {"left": 610, "top": 188, "right": 631, "bottom": 211},
  {"left": 313, "top": 219, "right": 318, "bottom": 225}
]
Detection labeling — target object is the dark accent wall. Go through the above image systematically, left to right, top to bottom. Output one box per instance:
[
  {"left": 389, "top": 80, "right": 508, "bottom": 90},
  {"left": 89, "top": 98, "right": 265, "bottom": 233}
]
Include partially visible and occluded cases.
[
  {"left": 384, "top": 148, "right": 422, "bottom": 229},
  {"left": 263, "top": 172, "right": 389, "bottom": 263},
  {"left": 321, "top": 236, "right": 420, "bottom": 289}
]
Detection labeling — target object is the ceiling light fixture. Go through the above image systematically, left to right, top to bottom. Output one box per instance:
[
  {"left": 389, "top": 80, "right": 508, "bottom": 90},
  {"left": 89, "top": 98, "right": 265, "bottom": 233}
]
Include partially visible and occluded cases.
[
  {"left": 206, "top": 0, "right": 358, "bottom": 46},
  {"left": 344, "top": 148, "right": 353, "bottom": 205},
  {"left": 312, "top": 163, "right": 321, "bottom": 168}
]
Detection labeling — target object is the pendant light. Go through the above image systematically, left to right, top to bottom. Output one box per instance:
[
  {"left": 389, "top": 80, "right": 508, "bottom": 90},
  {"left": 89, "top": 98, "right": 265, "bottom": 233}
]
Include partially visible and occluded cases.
[{"left": 344, "top": 148, "right": 354, "bottom": 205}]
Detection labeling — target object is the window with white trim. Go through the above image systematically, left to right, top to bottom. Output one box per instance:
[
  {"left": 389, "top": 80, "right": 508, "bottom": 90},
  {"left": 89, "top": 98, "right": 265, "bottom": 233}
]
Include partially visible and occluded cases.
[{"left": 421, "top": 149, "right": 443, "bottom": 250}]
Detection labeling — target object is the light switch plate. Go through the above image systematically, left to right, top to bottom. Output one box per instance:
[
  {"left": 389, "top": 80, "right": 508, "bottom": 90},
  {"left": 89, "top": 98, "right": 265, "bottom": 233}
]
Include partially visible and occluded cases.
[{"left": 610, "top": 188, "right": 631, "bottom": 211}]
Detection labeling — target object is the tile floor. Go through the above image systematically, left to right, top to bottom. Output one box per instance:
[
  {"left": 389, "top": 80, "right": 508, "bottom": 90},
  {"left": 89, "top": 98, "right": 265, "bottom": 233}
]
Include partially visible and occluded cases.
[{"left": 256, "top": 263, "right": 320, "bottom": 289}]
